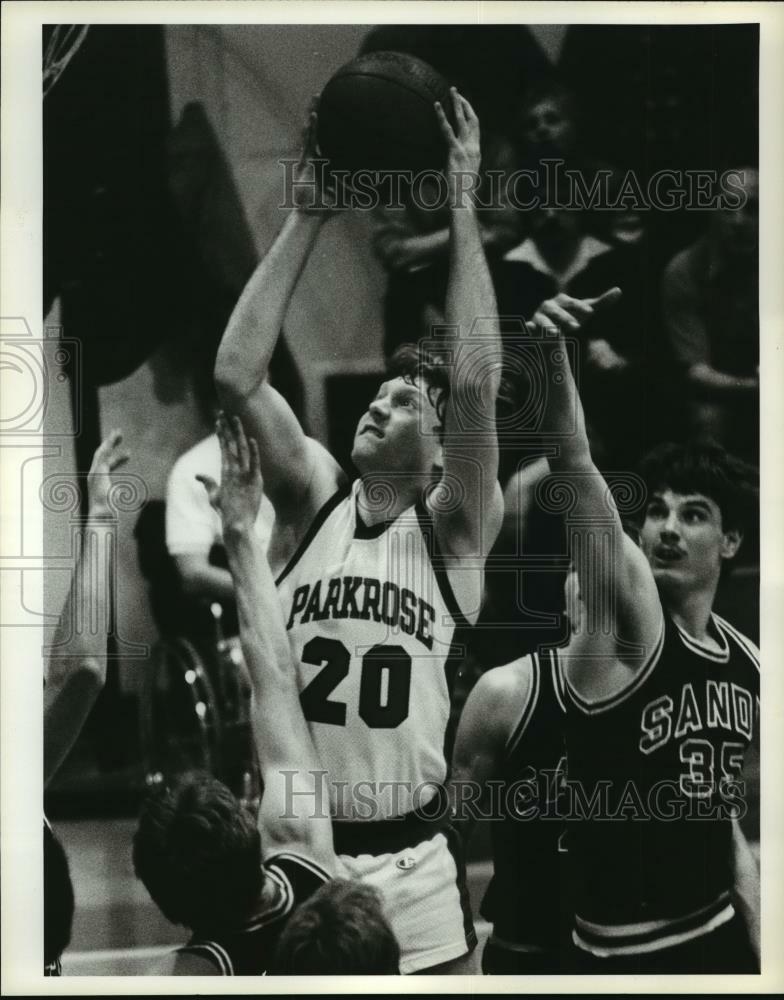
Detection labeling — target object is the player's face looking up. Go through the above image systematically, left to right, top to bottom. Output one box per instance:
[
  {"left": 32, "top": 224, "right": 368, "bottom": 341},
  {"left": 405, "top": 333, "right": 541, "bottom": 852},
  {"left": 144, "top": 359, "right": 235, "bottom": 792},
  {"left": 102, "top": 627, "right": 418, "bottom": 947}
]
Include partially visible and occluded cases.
[
  {"left": 351, "top": 375, "right": 443, "bottom": 477},
  {"left": 639, "top": 489, "right": 742, "bottom": 593}
]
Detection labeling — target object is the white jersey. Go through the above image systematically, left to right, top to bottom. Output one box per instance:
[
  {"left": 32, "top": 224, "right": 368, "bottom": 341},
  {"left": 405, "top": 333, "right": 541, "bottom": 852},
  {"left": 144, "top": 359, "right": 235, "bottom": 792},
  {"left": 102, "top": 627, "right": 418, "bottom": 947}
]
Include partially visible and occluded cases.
[{"left": 277, "top": 481, "right": 467, "bottom": 819}]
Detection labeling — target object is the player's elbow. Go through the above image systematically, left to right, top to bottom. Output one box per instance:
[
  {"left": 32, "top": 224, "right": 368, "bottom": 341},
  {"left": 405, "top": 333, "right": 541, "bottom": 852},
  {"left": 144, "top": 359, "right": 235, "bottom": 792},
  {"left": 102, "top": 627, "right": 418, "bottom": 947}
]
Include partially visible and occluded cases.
[
  {"left": 214, "top": 348, "right": 257, "bottom": 406},
  {"left": 549, "top": 440, "right": 594, "bottom": 474}
]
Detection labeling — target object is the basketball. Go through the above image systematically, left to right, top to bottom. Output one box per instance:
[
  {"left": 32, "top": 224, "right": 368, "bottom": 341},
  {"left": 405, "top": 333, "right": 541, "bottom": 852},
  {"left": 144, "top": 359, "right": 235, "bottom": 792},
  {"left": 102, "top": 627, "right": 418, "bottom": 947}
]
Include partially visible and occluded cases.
[{"left": 317, "top": 51, "right": 454, "bottom": 176}]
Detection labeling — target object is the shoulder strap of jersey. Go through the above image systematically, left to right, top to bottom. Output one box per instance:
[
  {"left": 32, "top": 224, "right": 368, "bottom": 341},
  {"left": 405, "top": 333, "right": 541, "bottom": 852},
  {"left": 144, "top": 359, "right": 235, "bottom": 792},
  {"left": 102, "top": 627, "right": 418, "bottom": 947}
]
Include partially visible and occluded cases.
[
  {"left": 275, "top": 483, "right": 352, "bottom": 586},
  {"left": 413, "top": 501, "right": 470, "bottom": 626},
  {"left": 712, "top": 613, "right": 760, "bottom": 671},
  {"left": 547, "top": 646, "right": 569, "bottom": 715},
  {"left": 504, "top": 654, "right": 540, "bottom": 758},
  {"left": 267, "top": 851, "right": 332, "bottom": 885},
  {"left": 257, "top": 852, "right": 330, "bottom": 928},
  {"left": 177, "top": 940, "right": 233, "bottom": 975}
]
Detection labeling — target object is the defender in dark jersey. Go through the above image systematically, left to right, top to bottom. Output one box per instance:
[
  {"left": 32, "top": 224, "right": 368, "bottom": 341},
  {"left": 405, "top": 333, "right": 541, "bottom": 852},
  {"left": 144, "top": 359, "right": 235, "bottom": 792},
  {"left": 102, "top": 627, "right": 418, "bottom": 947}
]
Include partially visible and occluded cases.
[
  {"left": 538, "top": 307, "right": 760, "bottom": 973},
  {"left": 133, "top": 417, "right": 337, "bottom": 975},
  {"left": 449, "top": 648, "right": 569, "bottom": 973}
]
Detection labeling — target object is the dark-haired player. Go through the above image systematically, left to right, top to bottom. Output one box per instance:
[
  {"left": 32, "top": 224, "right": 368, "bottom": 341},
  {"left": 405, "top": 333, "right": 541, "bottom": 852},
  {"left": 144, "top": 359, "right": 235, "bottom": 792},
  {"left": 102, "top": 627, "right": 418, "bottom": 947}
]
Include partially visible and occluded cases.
[
  {"left": 214, "top": 89, "right": 503, "bottom": 973},
  {"left": 539, "top": 309, "right": 760, "bottom": 972},
  {"left": 133, "top": 416, "right": 336, "bottom": 975},
  {"left": 273, "top": 879, "right": 401, "bottom": 975}
]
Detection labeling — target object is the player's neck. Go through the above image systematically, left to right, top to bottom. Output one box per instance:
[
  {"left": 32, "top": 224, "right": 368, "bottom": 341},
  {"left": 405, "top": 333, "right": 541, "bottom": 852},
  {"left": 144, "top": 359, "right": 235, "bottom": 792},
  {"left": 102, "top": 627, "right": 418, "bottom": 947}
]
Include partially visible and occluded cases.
[
  {"left": 356, "top": 477, "right": 422, "bottom": 526},
  {"left": 662, "top": 583, "right": 717, "bottom": 644}
]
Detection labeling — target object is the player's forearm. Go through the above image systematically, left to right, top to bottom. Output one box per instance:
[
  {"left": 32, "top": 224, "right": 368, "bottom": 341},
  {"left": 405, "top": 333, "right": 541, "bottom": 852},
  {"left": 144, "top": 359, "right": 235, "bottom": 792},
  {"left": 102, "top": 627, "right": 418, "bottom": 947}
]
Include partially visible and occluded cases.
[
  {"left": 445, "top": 204, "right": 502, "bottom": 401},
  {"left": 215, "top": 210, "right": 323, "bottom": 403},
  {"left": 404, "top": 227, "right": 450, "bottom": 261},
  {"left": 543, "top": 335, "right": 592, "bottom": 472},
  {"left": 687, "top": 362, "right": 758, "bottom": 393},
  {"left": 44, "top": 515, "right": 113, "bottom": 783},
  {"left": 223, "top": 523, "right": 292, "bottom": 694}
]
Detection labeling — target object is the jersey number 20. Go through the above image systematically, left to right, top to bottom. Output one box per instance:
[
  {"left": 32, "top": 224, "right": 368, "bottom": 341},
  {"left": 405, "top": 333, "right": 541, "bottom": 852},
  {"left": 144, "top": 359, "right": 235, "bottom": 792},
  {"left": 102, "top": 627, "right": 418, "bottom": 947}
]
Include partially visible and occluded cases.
[{"left": 300, "top": 636, "right": 412, "bottom": 729}]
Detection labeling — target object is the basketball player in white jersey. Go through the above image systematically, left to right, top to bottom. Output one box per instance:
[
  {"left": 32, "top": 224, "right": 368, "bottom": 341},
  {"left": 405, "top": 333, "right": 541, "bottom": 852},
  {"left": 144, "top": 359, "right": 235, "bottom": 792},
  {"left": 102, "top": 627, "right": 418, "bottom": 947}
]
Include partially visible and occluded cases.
[
  {"left": 214, "top": 89, "right": 503, "bottom": 973},
  {"left": 537, "top": 309, "right": 760, "bottom": 972}
]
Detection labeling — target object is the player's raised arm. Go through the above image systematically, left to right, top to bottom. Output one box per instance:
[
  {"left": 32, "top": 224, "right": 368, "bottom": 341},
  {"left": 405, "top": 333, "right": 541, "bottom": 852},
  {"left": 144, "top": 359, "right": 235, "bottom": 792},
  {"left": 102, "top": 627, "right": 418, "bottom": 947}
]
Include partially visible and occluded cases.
[
  {"left": 432, "top": 89, "right": 504, "bottom": 562},
  {"left": 213, "top": 103, "right": 344, "bottom": 520},
  {"left": 537, "top": 296, "right": 663, "bottom": 701},
  {"left": 199, "top": 415, "right": 335, "bottom": 874},
  {"left": 44, "top": 432, "right": 129, "bottom": 785}
]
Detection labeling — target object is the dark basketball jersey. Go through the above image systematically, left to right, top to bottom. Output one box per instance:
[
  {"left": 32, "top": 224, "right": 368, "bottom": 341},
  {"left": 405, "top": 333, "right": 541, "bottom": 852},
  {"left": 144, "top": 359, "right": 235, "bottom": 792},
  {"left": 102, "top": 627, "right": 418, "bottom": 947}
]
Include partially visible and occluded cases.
[
  {"left": 566, "top": 612, "right": 759, "bottom": 958},
  {"left": 480, "top": 648, "right": 568, "bottom": 950},
  {"left": 177, "top": 853, "right": 329, "bottom": 975}
]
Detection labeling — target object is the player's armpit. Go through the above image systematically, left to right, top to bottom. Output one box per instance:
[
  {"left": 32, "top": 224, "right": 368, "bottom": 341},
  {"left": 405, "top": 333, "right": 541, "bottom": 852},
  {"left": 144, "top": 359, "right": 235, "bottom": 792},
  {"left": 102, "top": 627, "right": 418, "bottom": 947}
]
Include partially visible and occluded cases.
[{"left": 433, "top": 449, "right": 504, "bottom": 560}]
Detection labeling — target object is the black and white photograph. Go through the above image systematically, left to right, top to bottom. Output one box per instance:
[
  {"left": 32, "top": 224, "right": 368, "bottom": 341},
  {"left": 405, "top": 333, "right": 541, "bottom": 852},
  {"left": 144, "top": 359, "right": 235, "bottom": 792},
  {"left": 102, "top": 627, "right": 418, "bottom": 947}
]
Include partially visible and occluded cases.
[{"left": 1, "top": 1, "right": 783, "bottom": 991}]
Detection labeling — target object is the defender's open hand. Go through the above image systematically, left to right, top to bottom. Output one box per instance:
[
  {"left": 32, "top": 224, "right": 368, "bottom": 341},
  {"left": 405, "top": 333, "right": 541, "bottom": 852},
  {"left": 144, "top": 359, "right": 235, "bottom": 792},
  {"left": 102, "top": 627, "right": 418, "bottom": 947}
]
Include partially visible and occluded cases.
[{"left": 198, "top": 414, "right": 263, "bottom": 532}]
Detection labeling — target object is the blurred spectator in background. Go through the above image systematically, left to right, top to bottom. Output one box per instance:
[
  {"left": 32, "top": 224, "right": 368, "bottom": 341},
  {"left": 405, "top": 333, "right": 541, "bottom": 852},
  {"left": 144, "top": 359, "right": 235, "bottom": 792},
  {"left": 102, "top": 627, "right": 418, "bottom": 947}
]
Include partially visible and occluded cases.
[
  {"left": 559, "top": 24, "right": 759, "bottom": 258},
  {"left": 512, "top": 77, "right": 620, "bottom": 246},
  {"left": 515, "top": 78, "right": 579, "bottom": 159},
  {"left": 373, "top": 133, "right": 520, "bottom": 357},
  {"left": 661, "top": 167, "right": 759, "bottom": 463},
  {"left": 569, "top": 169, "right": 675, "bottom": 468},
  {"left": 166, "top": 432, "right": 278, "bottom": 607},
  {"left": 273, "top": 880, "right": 401, "bottom": 975}
]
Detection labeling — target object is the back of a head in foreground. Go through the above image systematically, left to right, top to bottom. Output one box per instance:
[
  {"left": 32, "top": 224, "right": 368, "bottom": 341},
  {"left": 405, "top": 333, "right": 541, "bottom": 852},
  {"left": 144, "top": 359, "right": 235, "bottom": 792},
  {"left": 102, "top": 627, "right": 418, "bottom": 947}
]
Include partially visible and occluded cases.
[
  {"left": 132, "top": 770, "right": 263, "bottom": 936},
  {"left": 272, "top": 878, "right": 400, "bottom": 975}
]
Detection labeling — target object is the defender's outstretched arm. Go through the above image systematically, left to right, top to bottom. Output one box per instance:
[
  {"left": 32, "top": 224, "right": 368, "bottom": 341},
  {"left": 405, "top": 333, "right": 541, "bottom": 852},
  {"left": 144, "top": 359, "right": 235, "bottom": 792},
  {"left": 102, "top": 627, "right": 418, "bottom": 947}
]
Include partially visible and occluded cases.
[
  {"left": 538, "top": 298, "right": 662, "bottom": 701},
  {"left": 200, "top": 415, "right": 335, "bottom": 872}
]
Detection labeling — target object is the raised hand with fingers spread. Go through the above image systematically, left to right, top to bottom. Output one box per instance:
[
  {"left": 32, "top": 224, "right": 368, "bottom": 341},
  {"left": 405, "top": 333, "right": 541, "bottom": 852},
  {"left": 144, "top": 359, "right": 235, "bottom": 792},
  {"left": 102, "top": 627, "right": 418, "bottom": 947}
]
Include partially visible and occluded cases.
[
  {"left": 435, "top": 87, "right": 481, "bottom": 207},
  {"left": 292, "top": 95, "right": 340, "bottom": 217},
  {"left": 197, "top": 414, "right": 263, "bottom": 535}
]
